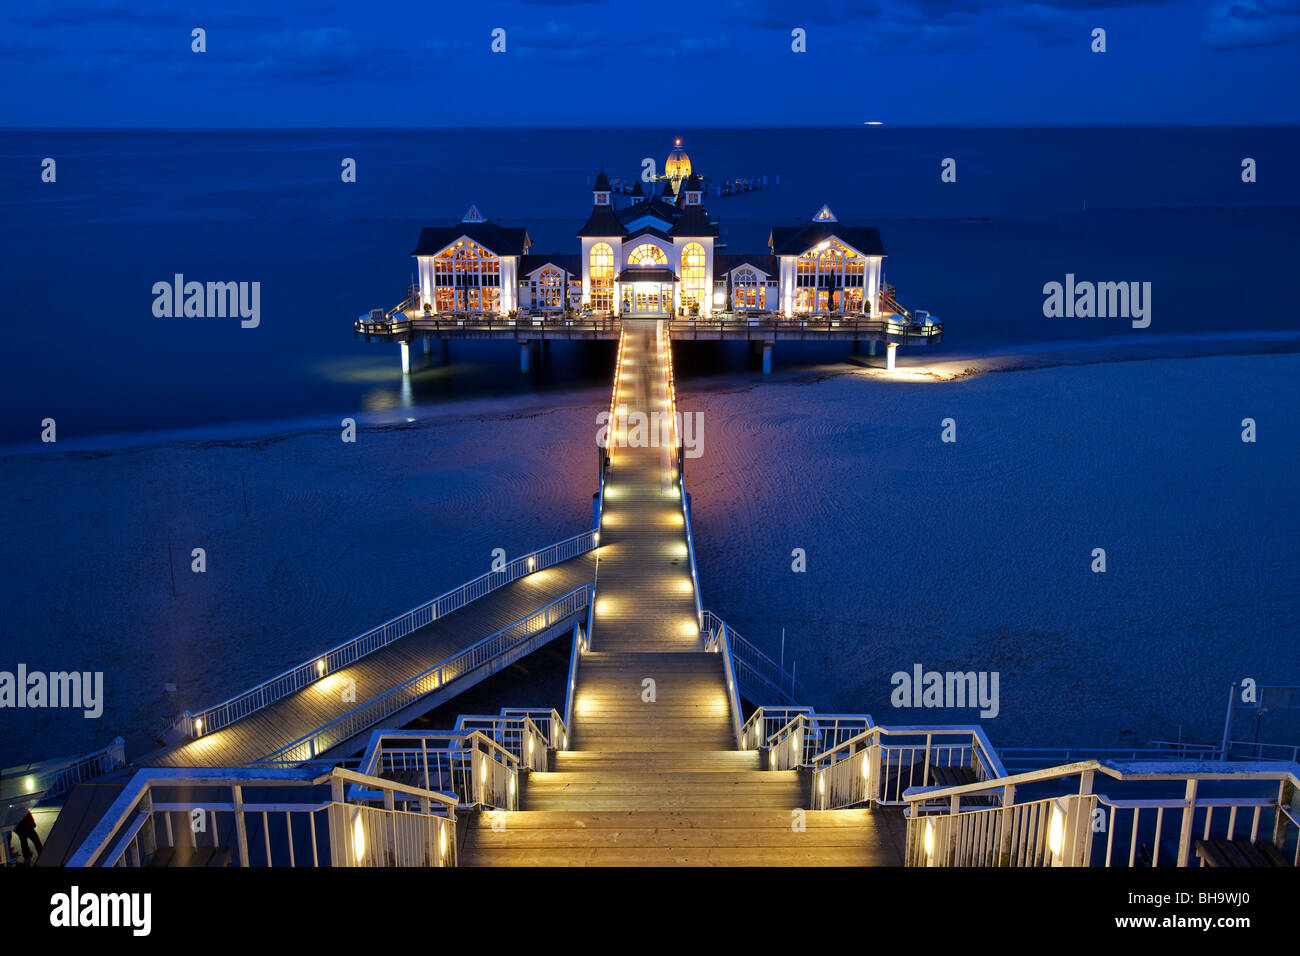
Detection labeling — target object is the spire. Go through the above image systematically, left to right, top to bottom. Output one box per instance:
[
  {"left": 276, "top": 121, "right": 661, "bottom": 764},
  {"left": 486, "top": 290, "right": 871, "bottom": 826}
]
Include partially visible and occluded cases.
[{"left": 592, "top": 169, "right": 612, "bottom": 207}]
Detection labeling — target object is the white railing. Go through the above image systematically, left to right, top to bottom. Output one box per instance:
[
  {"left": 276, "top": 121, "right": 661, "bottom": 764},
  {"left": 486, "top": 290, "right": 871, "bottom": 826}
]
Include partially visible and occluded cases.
[
  {"left": 176, "top": 530, "right": 597, "bottom": 740},
  {"left": 258, "top": 586, "right": 592, "bottom": 764},
  {"left": 700, "top": 612, "right": 804, "bottom": 703},
  {"left": 563, "top": 622, "right": 587, "bottom": 733},
  {"left": 704, "top": 622, "right": 745, "bottom": 747},
  {"left": 749, "top": 709, "right": 877, "bottom": 770},
  {"left": 453, "top": 713, "right": 554, "bottom": 772},
  {"left": 762, "top": 719, "right": 1004, "bottom": 809},
  {"left": 354, "top": 730, "right": 522, "bottom": 810},
  {"left": 1, "top": 736, "right": 126, "bottom": 804},
  {"left": 998, "top": 742, "right": 1224, "bottom": 770},
  {"left": 903, "top": 759, "right": 1300, "bottom": 868},
  {"left": 69, "top": 766, "right": 458, "bottom": 868}
]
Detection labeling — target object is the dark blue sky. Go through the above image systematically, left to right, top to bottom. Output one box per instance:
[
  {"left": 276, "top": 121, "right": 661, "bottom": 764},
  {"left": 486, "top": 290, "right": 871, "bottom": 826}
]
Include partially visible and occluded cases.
[{"left": 3, "top": 0, "right": 1298, "bottom": 126}]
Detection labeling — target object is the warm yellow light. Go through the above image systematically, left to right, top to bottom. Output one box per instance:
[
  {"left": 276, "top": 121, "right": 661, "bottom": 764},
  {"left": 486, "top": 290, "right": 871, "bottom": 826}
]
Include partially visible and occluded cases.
[
  {"left": 527, "top": 556, "right": 535, "bottom": 570},
  {"left": 680, "top": 619, "right": 698, "bottom": 637},
  {"left": 316, "top": 660, "right": 325, "bottom": 675},
  {"left": 194, "top": 718, "right": 203, "bottom": 735},
  {"left": 527, "top": 736, "right": 534, "bottom": 760},
  {"left": 861, "top": 752, "right": 871, "bottom": 780},
  {"left": 480, "top": 757, "right": 488, "bottom": 784},
  {"left": 508, "top": 774, "right": 516, "bottom": 797},
  {"left": 818, "top": 775, "right": 824, "bottom": 795},
  {"left": 24, "top": 776, "right": 36, "bottom": 793},
  {"left": 1048, "top": 803, "right": 1065, "bottom": 856},
  {"left": 353, "top": 814, "right": 366, "bottom": 861},
  {"left": 923, "top": 820, "right": 935, "bottom": 857},
  {"left": 439, "top": 822, "right": 448, "bottom": 858}
]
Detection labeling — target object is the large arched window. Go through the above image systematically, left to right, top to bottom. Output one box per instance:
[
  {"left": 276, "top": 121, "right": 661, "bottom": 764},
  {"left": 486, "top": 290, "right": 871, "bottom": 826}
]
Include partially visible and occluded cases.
[
  {"left": 794, "top": 239, "right": 866, "bottom": 313},
  {"left": 434, "top": 240, "right": 500, "bottom": 312},
  {"left": 589, "top": 243, "right": 614, "bottom": 311},
  {"left": 627, "top": 243, "right": 667, "bottom": 267},
  {"left": 680, "top": 243, "right": 706, "bottom": 310},
  {"left": 536, "top": 268, "right": 563, "bottom": 309},
  {"left": 733, "top": 268, "right": 764, "bottom": 310}
]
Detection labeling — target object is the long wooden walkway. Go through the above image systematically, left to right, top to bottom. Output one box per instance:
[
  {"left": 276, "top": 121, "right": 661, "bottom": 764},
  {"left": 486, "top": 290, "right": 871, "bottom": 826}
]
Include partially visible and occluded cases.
[
  {"left": 462, "top": 321, "right": 905, "bottom": 865},
  {"left": 144, "top": 552, "right": 595, "bottom": 769}
]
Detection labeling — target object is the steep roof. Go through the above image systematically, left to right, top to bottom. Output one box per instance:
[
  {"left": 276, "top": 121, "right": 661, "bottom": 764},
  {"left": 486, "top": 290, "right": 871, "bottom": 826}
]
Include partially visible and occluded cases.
[
  {"left": 593, "top": 170, "right": 612, "bottom": 191},
  {"left": 577, "top": 203, "right": 627, "bottom": 238},
  {"left": 669, "top": 204, "right": 719, "bottom": 238},
  {"left": 767, "top": 221, "right": 886, "bottom": 257},
  {"left": 412, "top": 222, "right": 530, "bottom": 257},
  {"left": 715, "top": 253, "right": 779, "bottom": 277},
  {"left": 520, "top": 254, "right": 581, "bottom": 276}
]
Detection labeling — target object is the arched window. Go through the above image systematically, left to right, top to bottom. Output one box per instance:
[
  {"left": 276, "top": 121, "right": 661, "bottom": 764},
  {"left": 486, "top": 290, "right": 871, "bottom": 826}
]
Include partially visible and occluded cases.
[
  {"left": 794, "top": 239, "right": 866, "bottom": 313},
  {"left": 433, "top": 240, "right": 501, "bottom": 312},
  {"left": 589, "top": 243, "right": 614, "bottom": 312},
  {"left": 628, "top": 243, "right": 667, "bottom": 266},
  {"left": 680, "top": 243, "right": 706, "bottom": 310},
  {"left": 536, "top": 268, "right": 563, "bottom": 309},
  {"left": 733, "top": 268, "right": 764, "bottom": 310}
]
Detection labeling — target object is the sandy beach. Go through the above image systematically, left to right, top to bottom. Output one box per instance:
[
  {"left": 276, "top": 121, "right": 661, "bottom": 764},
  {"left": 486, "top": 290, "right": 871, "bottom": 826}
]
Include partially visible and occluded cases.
[{"left": 1, "top": 347, "right": 1296, "bottom": 766}]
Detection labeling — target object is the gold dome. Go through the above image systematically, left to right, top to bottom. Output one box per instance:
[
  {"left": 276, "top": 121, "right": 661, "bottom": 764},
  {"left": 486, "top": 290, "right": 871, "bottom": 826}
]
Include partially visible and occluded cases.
[{"left": 665, "top": 138, "right": 691, "bottom": 181}]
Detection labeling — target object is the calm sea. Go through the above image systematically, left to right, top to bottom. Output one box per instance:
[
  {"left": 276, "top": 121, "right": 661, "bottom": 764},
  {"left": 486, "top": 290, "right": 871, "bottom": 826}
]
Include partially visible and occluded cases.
[{"left": 1, "top": 127, "right": 1297, "bottom": 448}]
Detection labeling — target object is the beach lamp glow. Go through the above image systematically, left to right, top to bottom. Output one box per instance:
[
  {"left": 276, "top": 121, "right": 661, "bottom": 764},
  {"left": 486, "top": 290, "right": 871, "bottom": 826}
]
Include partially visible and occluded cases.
[
  {"left": 316, "top": 659, "right": 325, "bottom": 676},
  {"left": 193, "top": 717, "right": 203, "bottom": 735},
  {"left": 861, "top": 750, "right": 871, "bottom": 781},
  {"left": 1048, "top": 797, "right": 1068, "bottom": 858},
  {"left": 352, "top": 812, "right": 365, "bottom": 863},
  {"left": 923, "top": 820, "right": 935, "bottom": 859},
  {"left": 439, "top": 821, "right": 448, "bottom": 860}
]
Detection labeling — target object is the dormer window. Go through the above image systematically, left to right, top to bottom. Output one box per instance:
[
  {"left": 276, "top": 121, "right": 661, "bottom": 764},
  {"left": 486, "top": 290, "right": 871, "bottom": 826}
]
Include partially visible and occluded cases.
[{"left": 595, "top": 191, "right": 610, "bottom": 206}]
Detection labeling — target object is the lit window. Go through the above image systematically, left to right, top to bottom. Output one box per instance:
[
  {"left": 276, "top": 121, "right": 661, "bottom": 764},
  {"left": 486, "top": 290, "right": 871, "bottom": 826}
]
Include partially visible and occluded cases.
[
  {"left": 589, "top": 243, "right": 614, "bottom": 311},
  {"left": 680, "top": 243, "right": 706, "bottom": 310},
  {"left": 628, "top": 244, "right": 667, "bottom": 266}
]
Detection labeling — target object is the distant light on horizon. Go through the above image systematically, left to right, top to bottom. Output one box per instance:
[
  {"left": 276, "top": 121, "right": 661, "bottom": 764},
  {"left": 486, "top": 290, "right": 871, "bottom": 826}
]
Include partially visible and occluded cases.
[{"left": 865, "top": 121, "right": 884, "bottom": 126}]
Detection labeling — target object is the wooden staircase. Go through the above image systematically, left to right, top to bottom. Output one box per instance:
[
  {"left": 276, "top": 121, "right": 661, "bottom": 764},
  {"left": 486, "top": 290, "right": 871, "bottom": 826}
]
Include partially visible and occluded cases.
[{"left": 460, "top": 321, "right": 904, "bottom": 866}]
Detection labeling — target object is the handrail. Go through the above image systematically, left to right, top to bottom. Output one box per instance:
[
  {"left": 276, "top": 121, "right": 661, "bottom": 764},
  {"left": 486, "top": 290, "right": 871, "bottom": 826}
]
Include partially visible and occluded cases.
[
  {"left": 681, "top": 489, "right": 704, "bottom": 629},
  {"left": 178, "top": 529, "right": 597, "bottom": 740},
  {"left": 258, "top": 585, "right": 592, "bottom": 764},
  {"left": 700, "top": 611, "right": 803, "bottom": 703},
  {"left": 706, "top": 623, "right": 745, "bottom": 748},
  {"left": 353, "top": 729, "right": 523, "bottom": 811},
  {"left": 1, "top": 736, "right": 127, "bottom": 803},
  {"left": 903, "top": 758, "right": 1300, "bottom": 806},
  {"left": 903, "top": 759, "right": 1300, "bottom": 868},
  {"left": 69, "top": 765, "right": 458, "bottom": 868}
]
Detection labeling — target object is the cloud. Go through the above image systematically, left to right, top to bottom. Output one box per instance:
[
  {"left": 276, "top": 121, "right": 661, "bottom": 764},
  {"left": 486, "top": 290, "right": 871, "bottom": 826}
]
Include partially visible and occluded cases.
[
  {"left": 730, "top": 0, "right": 884, "bottom": 28},
  {"left": 1202, "top": 0, "right": 1300, "bottom": 48}
]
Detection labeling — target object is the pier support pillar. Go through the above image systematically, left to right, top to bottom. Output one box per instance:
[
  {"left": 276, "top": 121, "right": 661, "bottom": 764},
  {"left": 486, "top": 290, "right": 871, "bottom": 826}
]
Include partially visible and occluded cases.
[
  {"left": 422, "top": 335, "right": 431, "bottom": 356},
  {"left": 441, "top": 338, "right": 451, "bottom": 361},
  {"left": 868, "top": 340, "right": 878, "bottom": 357},
  {"left": 400, "top": 341, "right": 411, "bottom": 375},
  {"left": 520, "top": 341, "right": 532, "bottom": 374},
  {"left": 762, "top": 342, "right": 772, "bottom": 375},
  {"left": 886, "top": 343, "right": 898, "bottom": 371}
]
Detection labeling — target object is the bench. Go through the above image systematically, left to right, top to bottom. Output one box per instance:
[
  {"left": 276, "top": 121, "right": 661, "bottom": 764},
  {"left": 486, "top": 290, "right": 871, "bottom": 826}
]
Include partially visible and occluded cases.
[{"left": 1195, "top": 838, "right": 1293, "bottom": 867}]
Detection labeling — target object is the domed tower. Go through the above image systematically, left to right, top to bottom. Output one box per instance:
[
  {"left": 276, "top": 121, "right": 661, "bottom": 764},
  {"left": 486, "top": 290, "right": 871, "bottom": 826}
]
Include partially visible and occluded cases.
[{"left": 664, "top": 137, "right": 692, "bottom": 197}]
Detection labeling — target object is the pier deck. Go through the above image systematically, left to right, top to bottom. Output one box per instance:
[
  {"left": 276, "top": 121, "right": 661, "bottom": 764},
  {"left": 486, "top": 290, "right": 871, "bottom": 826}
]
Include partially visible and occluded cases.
[
  {"left": 460, "top": 320, "right": 903, "bottom": 865},
  {"left": 144, "top": 552, "right": 595, "bottom": 769}
]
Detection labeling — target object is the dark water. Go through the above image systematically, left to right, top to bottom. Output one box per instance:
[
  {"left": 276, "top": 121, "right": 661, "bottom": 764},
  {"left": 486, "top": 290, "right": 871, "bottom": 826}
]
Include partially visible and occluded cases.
[{"left": 1, "top": 127, "right": 1298, "bottom": 448}]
